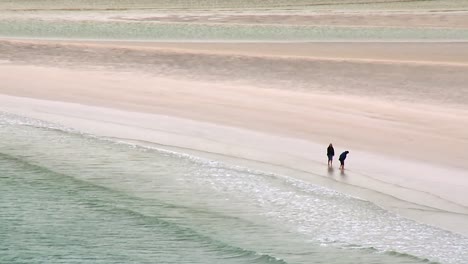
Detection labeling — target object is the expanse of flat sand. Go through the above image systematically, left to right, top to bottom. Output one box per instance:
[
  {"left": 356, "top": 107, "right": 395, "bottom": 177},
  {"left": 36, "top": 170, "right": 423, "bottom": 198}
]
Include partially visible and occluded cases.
[
  {"left": 113, "top": 11, "right": 468, "bottom": 28},
  {"left": 1, "top": 39, "right": 468, "bottom": 235},
  {"left": 11, "top": 39, "right": 468, "bottom": 65}
]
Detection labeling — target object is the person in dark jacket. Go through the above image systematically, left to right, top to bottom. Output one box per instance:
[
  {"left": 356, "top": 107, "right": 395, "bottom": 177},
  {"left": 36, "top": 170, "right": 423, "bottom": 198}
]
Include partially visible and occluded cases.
[
  {"left": 327, "top": 143, "right": 335, "bottom": 167},
  {"left": 339, "top": 151, "right": 349, "bottom": 170}
]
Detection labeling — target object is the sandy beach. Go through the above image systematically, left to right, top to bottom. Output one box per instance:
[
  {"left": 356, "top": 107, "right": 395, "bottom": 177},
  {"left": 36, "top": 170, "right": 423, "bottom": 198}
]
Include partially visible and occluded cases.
[
  {"left": 3, "top": 1, "right": 468, "bottom": 262},
  {"left": 1, "top": 38, "right": 468, "bottom": 237}
]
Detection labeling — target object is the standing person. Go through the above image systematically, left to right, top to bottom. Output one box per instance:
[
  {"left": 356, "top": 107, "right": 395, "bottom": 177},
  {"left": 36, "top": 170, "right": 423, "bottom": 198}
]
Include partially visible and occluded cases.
[
  {"left": 327, "top": 143, "right": 335, "bottom": 167},
  {"left": 339, "top": 151, "right": 349, "bottom": 170}
]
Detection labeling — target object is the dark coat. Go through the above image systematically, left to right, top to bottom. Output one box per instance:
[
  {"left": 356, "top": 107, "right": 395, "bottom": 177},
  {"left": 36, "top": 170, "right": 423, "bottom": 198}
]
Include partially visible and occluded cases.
[
  {"left": 327, "top": 146, "right": 335, "bottom": 156},
  {"left": 339, "top": 151, "right": 349, "bottom": 161}
]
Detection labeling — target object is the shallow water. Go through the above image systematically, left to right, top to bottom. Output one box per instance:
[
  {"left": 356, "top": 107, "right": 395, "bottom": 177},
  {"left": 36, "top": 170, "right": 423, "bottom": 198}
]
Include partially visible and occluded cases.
[
  {"left": 1, "top": 0, "right": 468, "bottom": 42},
  {"left": 1, "top": 1, "right": 467, "bottom": 263},
  {"left": 1, "top": 17, "right": 468, "bottom": 41},
  {"left": 1, "top": 112, "right": 468, "bottom": 264}
]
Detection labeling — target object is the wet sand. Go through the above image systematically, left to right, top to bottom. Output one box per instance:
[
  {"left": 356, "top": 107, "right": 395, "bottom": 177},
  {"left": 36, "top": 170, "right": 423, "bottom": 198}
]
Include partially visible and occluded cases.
[
  {"left": 113, "top": 12, "right": 468, "bottom": 29},
  {"left": 0, "top": 39, "right": 468, "bottom": 235},
  {"left": 6, "top": 39, "right": 468, "bottom": 64}
]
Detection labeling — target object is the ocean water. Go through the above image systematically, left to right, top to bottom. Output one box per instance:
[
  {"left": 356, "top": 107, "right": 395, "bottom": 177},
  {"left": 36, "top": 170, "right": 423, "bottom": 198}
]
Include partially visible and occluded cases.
[
  {"left": 1, "top": 0, "right": 468, "bottom": 41},
  {"left": 1, "top": 1, "right": 468, "bottom": 263},
  {"left": 1, "top": 19, "right": 468, "bottom": 41},
  {"left": 1, "top": 112, "right": 468, "bottom": 264}
]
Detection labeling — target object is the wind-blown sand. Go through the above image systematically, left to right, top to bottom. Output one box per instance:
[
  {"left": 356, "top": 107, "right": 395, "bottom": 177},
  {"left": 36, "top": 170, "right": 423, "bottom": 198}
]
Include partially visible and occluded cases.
[{"left": 1, "top": 39, "right": 467, "bottom": 235}]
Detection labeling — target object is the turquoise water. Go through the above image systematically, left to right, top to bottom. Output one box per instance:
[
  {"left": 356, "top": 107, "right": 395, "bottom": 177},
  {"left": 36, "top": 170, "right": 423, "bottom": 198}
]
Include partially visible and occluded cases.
[
  {"left": 2, "top": 0, "right": 468, "bottom": 41},
  {"left": 1, "top": 2, "right": 468, "bottom": 263},
  {"left": 1, "top": 19, "right": 468, "bottom": 41},
  {"left": 1, "top": 113, "right": 468, "bottom": 264}
]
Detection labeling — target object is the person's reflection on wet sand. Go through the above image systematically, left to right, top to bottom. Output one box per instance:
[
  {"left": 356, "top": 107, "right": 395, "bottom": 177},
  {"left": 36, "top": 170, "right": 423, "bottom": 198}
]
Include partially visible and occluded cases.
[{"left": 340, "top": 169, "right": 346, "bottom": 179}]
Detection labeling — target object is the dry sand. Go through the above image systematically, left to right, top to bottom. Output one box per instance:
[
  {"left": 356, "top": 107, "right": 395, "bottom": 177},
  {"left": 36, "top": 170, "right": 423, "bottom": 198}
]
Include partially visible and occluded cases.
[{"left": 0, "top": 39, "right": 467, "bottom": 235}]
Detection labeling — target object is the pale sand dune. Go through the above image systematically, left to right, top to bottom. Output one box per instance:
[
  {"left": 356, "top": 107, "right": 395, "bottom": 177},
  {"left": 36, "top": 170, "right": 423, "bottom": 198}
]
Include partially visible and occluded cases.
[{"left": 0, "top": 40, "right": 467, "bottom": 235}]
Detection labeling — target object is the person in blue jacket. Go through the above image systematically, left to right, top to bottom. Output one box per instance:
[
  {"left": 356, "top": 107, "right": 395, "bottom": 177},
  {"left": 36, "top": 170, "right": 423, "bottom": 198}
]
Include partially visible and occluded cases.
[
  {"left": 327, "top": 143, "right": 335, "bottom": 167},
  {"left": 339, "top": 151, "right": 349, "bottom": 170}
]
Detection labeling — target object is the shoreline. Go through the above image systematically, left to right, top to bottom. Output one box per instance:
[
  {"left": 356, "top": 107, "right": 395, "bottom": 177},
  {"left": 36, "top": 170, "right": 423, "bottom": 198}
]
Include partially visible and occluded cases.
[
  {"left": 0, "top": 38, "right": 467, "bottom": 236},
  {"left": 1, "top": 64, "right": 468, "bottom": 236},
  {"left": 1, "top": 94, "right": 467, "bottom": 236}
]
